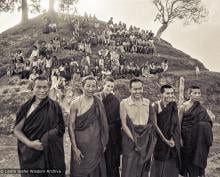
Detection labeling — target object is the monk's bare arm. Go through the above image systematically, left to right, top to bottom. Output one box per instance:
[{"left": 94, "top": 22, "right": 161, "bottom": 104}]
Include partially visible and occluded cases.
[
  {"left": 68, "top": 100, "right": 79, "bottom": 150},
  {"left": 120, "top": 101, "right": 134, "bottom": 141},
  {"left": 151, "top": 104, "right": 168, "bottom": 143},
  {"left": 14, "top": 118, "right": 32, "bottom": 147}
]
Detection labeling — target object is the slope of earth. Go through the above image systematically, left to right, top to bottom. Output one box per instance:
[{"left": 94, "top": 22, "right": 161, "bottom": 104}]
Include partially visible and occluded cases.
[{"left": 0, "top": 13, "right": 206, "bottom": 77}]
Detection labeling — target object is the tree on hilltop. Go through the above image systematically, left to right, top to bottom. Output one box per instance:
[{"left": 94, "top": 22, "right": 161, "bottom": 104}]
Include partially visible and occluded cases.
[
  {"left": 0, "top": 0, "right": 41, "bottom": 23},
  {"left": 0, "top": 0, "right": 16, "bottom": 12},
  {"left": 0, "top": 0, "right": 79, "bottom": 23},
  {"left": 21, "top": 0, "right": 28, "bottom": 23},
  {"left": 48, "top": 0, "right": 78, "bottom": 15},
  {"left": 49, "top": 0, "right": 55, "bottom": 14},
  {"left": 59, "top": 0, "right": 78, "bottom": 15},
  {"left": 153, "top": 0, "right": 208, "bottom": 40}
]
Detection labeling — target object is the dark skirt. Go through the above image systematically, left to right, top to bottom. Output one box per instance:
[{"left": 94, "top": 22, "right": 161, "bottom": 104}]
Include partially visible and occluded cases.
[{"left": 150, "top": 159, "right": 179, "bottom": 177}]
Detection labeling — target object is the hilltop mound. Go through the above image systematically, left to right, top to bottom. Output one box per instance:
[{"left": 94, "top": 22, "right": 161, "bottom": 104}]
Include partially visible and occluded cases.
[
  {"left": 0, "top": 12, "right": 219, "bottom": 131},
  {"left": 0, "top": 13, "right": 206, "bottom": 76}
]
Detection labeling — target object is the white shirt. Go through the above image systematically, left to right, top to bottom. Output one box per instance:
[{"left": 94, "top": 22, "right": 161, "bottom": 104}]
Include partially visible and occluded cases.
[
  {"left": 30, "top": 50, "right": 39, "bottom": 60},
  {"left": 86, "top": 56, "right": 90, "bottom": 66},
  {"left": 99, "top": 58, "right": 104, "bottom": 66},
  {"left": 46, "top": 59, "right": 52, "bottom": 68},
  {"left": 32, "top": 61, "right": 38, "bottom": 67},
  {"left": 59, "top": 66, "right": 65, "bottom": 72},
  {"left": 29, "top": 73, "right": 39, "bottom": 81}
]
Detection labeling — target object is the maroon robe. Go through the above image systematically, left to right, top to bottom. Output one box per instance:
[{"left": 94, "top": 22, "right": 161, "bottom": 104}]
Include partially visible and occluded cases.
[
  {"left": 95, "top": 92, "right": 121, "bottom": 177},
  {"left": 15, "top": 96, "right": 66, "bottom": 177},
  {"left": 70, "top": 96, "right": 108, "bottom": 177},
  {"left": 150, "top": 101, "right": 181, "bottom": 177},
  {"left": 181, "top": 101, "right": 213, "bottom": 177},
  {"left": 121, "top": 116, "right": 157, "bottom": 177}
]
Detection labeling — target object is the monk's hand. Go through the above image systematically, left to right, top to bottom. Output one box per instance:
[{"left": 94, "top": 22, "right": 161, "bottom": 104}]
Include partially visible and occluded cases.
[
  {"left": 129, "top": 136, "right": 135, "bottom": 142},
  {"left": 164, "top": 138, "right": 174, "bottom": 148},
  {"left": 164, "top": 138, "right": 171, "bottom": 146},
  {"left": 168, "top": 138, "right": 175, "bottom": 148},
  {"left": 28, "top": 140, "right": 44, "bottom": 151},
  {"left": 135, "top": 147, "right": 140, "bottom": 152},
  {"left": 74, "top": 148, "right": 84, "bottom": 165}
]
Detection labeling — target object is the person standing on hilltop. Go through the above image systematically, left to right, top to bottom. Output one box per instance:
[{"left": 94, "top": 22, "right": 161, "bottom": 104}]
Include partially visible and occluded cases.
[
  {"left": 195, "top": 65, "right": 200, "bottom": 79},
  {"left": 14, "top": 76, "right": 66, "bottom": 177},
  {"left": 68, "top": 76, "right": 109, "bottom": 177},
  {"left": 95, "top": 77, "right": 121, "bottom": 177},
  {"left": 120, "top": 78, "right": 157, "bottom": 177},
  {"left": 150, "top": 85, "right": 181, "bottom": 177},
  {"left": 179, "top": 86, "right": 213, "bottom": 177}
]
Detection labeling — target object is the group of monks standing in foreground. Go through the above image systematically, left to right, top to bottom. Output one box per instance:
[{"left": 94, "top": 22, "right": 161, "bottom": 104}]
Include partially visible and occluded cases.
[{"left": 13, "top": 75, "right": 214, "bottom": 177}]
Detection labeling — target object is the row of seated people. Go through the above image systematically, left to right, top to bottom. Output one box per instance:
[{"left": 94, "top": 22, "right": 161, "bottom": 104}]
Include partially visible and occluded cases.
[
  {"left": 8, "top": 16, "right": 160, "bottom": 84},
  {"left": 78, "top": 25, "right": 156, "bottom": 54},
  {"left": 32, "top": 33, "right": 156, "bottom": 57},
  {"left": 8, "top": 49, "right": 169, "bottom": 83}
]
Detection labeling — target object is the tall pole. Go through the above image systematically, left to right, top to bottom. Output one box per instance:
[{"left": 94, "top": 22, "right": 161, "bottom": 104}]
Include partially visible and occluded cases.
[{"left": 178, "top": 77, "right": 185, "bottom": 107}]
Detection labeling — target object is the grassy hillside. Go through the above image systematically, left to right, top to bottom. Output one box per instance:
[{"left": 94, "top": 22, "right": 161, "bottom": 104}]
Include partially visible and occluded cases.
[
  {"left": 0, "top": 13, "right": 219, "bottom": 135},
  {"left": 0, "top": 13, "right": 207, "bottom": 77}
]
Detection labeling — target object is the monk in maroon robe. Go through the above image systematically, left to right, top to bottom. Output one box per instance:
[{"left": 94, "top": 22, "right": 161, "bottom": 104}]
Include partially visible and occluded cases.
[
  {"left": 14, "top": 76, "right": 66, "bottom": 177},
  {"left": 68, "top": 76, "right": 108, "bottom": 177},
  {"left": 95, "top": 77, "right": 121, "bottom": 177},
  {"left": 120, "top": 78, "right": 157, "bottom": 177},
  {"left": 150, "top": 85, "right": 181, "bottom": 177},
  {"left": 179, "top": 86, "right": 213, "bottom": 177}
]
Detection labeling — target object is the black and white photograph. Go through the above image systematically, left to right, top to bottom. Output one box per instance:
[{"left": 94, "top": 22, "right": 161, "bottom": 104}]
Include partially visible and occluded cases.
[{"left": 0, "top": 0, "right": 219, "bottom": 177}]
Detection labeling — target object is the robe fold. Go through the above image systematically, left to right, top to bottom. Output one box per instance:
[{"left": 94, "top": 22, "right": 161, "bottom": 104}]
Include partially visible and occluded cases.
[
  {"left": 101, "top": 93, "right": 121, "bottom": 177},
  {"left": 15, "top": 96, "right": 66, "bottom": 177},
  {"left": 70, "top": 96, "right": 108, "bottom": 177},
  {"left": 150, "top": 101, "right": 181, "bottom": 177},
  {"left": 180, "top": 101, "right": 213, "bottom": 177},
  {"left": 121, "top": 116, "right": 157, "bottom": 177}
]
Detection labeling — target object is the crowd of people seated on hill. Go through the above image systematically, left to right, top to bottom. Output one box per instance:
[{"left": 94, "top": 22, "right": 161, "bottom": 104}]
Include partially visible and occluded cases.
[
  {"left": 7, "top": 15, "right": 169, "bottom": 95},
  {"left": 43, "top": 15, "right": 157, "bottom": 55},
  {"left": 43, "top": 16, "right": 57, "bottom": 34},
  {"left": 102, "top": 17, "right": 156, "bottom": 54},
  {"left": 7, "top": 47, "right": 168, "bottom": 81},
  {"left": 142, "top": 60, "right": 168, "bottom": 77}
]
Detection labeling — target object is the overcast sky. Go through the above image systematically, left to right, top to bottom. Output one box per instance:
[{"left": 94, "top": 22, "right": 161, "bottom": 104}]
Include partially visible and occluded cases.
[{"left": 0, "top": 0, "right": 219, "bottom": 72}]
